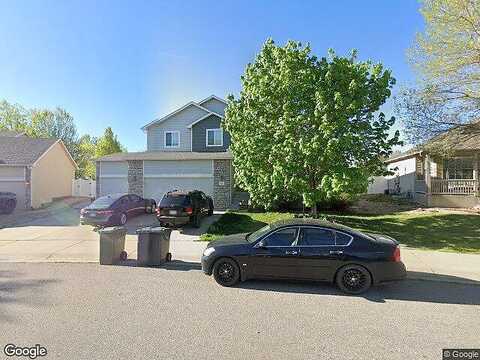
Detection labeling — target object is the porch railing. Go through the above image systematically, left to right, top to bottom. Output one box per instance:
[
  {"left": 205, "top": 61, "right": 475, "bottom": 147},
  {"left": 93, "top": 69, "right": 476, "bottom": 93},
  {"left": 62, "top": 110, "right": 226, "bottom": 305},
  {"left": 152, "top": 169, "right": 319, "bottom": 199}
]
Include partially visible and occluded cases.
[{"left": 431, "top": 179, "right": 478, "bottom": 195}]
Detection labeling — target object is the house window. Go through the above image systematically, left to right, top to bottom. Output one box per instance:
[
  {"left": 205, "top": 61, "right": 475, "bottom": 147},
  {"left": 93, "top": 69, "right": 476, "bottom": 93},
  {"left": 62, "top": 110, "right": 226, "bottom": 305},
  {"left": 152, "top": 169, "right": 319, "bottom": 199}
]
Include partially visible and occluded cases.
[
  {"left": 206, "top": 128, "right": 223, "bottom": 147},
  {"left": 164, "top": 131, "right": 180, "bottom": 148},
  {"left": 444, "top": 158, "right": 474, "bottom": 179}
]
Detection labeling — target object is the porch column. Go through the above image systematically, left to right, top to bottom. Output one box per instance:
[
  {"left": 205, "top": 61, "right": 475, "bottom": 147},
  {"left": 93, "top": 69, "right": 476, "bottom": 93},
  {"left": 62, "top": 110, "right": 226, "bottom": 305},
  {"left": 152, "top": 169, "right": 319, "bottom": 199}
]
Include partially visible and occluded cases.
[
  {"left": 474, "top": 153, "right": 479, "bottom": 196},
  {"left": 425, "top": 154, "right": 432, "bottom": 206}
]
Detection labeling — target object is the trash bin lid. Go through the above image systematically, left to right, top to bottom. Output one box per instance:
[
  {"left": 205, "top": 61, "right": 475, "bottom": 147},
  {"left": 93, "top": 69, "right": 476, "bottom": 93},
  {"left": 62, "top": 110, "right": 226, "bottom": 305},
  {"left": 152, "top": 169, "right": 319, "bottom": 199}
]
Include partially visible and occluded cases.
[
  {"left": 98, "top": 226, "right": 127, "bottom": 233},
  {"left": 136, "top": 226, "right": 169, "bottom": 234}
]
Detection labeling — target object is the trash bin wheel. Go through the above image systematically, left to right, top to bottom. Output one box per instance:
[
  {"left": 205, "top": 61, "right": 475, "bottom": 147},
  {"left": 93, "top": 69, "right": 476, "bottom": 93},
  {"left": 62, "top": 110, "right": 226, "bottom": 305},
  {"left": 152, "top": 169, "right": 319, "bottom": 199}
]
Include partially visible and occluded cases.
[
  {"left": 120, "top": 250, "right": 128, "bottom": 261},
  {"left": 166, "top": 252, "right": 172, "bottom": 262}
]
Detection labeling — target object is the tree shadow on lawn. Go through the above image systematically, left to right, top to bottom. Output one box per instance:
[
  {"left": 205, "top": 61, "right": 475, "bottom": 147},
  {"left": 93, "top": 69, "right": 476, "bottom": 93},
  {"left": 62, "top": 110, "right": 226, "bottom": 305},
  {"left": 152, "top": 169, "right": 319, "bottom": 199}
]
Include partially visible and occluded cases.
[
  {"left": 206, "top": 213, "right": 267, "bottom": 237},
  {"left": 328, "top": 213, "right": 480, "bottom": 253},
  {"left": 237, "top": 275, "right": 480, "bottom": 305}
]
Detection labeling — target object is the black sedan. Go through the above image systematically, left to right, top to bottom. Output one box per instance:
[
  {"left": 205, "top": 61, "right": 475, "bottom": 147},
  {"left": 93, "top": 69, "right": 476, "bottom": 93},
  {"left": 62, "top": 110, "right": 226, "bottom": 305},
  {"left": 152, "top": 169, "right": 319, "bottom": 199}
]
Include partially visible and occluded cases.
[
  {"left": 80, "top": 193, "right": 156, "bottom": 227},
  {"left": 201, "top": 218, "right": 406, "bottom": 294}
]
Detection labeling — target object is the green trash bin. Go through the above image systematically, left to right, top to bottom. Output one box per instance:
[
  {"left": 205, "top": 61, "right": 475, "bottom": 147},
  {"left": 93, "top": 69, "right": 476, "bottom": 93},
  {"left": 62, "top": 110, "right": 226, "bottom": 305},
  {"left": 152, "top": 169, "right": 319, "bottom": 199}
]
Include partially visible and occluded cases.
[
  {"left": 98, "top": 226, "right": 127, "bottom": 265},
  {"left": 136, "top": 227, "right": 172, "bottom": 266}
]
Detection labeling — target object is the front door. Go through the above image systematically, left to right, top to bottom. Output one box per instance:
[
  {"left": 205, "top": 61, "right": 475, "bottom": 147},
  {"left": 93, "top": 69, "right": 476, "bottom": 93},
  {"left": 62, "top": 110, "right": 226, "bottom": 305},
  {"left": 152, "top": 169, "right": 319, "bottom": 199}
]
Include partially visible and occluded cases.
[
  {"left": 250, "top": 227, "right": 300, "bottom": 279},
  {"left": 296, "top": 227, "right": 339, "bottom": 281}
]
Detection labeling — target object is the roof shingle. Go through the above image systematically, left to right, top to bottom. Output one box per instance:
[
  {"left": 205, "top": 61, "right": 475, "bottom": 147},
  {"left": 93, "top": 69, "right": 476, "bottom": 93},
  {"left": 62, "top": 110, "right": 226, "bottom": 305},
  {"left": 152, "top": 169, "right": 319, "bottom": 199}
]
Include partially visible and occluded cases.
[{"left": 0, "top": 137, "right": 57, "bottom": 165}]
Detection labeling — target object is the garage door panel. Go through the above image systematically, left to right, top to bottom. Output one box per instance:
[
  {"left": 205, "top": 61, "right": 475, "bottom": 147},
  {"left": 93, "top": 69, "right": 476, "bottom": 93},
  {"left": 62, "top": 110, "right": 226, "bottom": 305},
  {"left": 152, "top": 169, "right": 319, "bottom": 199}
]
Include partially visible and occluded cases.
[
  {"left": 99, "top": 162, "right": 128, "bottom": 176},
  {"left": 99, "top": 178, "right": 128, "bottom": 197},
  {"left": 144, "top": 178, "right": 213, "bottom": 202}
]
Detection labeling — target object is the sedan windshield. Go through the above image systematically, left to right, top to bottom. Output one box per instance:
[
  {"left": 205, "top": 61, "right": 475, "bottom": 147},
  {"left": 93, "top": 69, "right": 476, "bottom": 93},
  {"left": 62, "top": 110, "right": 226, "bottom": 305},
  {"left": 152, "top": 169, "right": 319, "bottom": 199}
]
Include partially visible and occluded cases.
[
  {"left": 89, "top": 196, "right": 117, "bottom": 209},
  {"left": 246, "top": 224, "right": 271, "bottom": 243}
]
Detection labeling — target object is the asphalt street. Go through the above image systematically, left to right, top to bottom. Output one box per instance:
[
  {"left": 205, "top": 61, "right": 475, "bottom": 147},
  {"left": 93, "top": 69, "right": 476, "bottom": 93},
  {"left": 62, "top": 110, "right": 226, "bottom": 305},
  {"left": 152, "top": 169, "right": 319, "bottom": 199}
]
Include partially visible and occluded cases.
[{"left": 0, "top": 263, "right": 478, "bottom": 360}]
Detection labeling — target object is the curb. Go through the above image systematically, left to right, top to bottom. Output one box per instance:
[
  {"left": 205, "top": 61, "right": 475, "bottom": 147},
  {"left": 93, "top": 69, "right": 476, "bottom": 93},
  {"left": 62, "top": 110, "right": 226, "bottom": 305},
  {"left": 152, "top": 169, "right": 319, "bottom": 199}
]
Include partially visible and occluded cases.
[{"left": 407, "top": 272, "right": 480, "bottom": 286}]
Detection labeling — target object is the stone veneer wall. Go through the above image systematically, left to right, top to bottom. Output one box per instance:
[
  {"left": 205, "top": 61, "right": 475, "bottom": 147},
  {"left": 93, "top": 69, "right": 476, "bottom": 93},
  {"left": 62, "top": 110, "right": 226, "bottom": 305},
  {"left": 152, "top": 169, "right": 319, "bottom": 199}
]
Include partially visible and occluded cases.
[
  {"left": 213, "top": 159, "right": 232, "bottom": 210},
  {"left": 127, "top": 160, "right": 144, "bottom": 196}
]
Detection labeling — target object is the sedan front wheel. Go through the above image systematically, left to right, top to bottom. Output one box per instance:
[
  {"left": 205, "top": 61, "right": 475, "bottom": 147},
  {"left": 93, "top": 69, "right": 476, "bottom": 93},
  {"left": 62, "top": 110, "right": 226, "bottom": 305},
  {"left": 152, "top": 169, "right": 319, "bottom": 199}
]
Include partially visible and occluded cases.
[{"left": 212, "top": 258, "right": 240, "bottom": 287}]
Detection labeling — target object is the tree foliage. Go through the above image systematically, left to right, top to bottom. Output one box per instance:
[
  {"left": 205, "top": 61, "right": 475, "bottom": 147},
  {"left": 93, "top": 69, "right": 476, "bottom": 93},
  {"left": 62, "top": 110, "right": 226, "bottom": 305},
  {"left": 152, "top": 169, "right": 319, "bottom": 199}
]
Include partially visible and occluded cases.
[
  {"left": 399, "top": 0, "right": 480, "bottom": 143},
  {"left": 224, "top": 40, "right": 401, "bottom": 214},
  {"left": 0, "top": 100, "right": 125, "bottom": 179},
  {"left": 95, "top": 127, "right": 125, "bottom": 158}
]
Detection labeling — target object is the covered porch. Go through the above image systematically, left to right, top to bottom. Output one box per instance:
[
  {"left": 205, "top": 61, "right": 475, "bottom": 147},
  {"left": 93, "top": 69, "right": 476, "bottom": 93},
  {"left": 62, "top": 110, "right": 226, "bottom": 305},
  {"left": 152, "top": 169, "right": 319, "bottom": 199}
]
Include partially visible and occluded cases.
[{"left": 414, "top": 152, "right": 480, "bottom": 208}]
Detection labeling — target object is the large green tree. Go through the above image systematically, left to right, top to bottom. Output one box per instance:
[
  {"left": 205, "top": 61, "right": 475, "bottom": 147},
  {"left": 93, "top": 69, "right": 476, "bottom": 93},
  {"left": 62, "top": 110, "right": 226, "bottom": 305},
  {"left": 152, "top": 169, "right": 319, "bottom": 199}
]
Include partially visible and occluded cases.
[
  {"left": 398, "top": 0, "right": 480, "bottom": 143},
  {"left": 224, "top": 40, "right": 400, "bottom": 214},
  {"left": 95, "top": 127, "right": 125, "bottom": 158}
]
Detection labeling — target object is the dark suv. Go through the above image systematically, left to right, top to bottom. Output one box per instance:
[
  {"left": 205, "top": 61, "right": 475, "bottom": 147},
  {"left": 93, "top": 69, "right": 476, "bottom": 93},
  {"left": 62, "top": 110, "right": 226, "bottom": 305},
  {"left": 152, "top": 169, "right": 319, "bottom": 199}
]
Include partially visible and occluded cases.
[{"left": 155, "top": 190, "right": 214, "bottom": 228}]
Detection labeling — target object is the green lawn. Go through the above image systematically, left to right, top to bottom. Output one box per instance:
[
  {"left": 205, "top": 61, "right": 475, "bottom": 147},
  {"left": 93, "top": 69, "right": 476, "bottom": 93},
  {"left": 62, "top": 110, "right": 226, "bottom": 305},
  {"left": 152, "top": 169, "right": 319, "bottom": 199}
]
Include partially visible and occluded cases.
[{"left": 201, "top": 211, "right": 480, "bottom": 253}]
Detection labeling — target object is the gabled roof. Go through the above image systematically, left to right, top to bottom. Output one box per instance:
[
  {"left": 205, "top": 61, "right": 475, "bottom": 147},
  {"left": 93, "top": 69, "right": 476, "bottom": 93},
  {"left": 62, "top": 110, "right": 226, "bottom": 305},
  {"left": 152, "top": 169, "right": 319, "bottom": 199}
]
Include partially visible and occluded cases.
[
  {"left": 141, "top": 95, "right": 227, "bottom": 131},
  {"left": 198, "top": 95, "right": 228, "bottom": 106},
  {"left": 141, "top": 102, "right": 210, "bottom": 130},
  {"left": 186, "top": 112, "right": 224, "bottom": 128},
  {"left": 422, "top": 119, "right": 480, "bottom": 151},
  {"left": 0, "top": 137, "right": 78, "bottom": 168},
  {"left": 0, "top": 137, "right": 57, "bottom": 165}
]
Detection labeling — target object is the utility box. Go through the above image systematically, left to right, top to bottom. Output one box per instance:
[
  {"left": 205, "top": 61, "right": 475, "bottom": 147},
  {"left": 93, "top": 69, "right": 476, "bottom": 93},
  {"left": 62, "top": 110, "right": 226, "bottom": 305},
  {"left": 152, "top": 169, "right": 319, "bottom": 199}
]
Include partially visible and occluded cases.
[
  {"left": 98, "top": 226, "right": 127, "bottom": 265},
  {"left": 136, "top": 227, "right": 172, "bottom": 266}
]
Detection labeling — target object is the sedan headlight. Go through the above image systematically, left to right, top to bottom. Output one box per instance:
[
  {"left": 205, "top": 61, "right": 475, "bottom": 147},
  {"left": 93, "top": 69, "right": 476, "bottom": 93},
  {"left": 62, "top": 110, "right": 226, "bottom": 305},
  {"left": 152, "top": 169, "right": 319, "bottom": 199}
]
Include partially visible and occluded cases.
[{"left": 203, "top": 247, "right": 215, "bottom": 257}]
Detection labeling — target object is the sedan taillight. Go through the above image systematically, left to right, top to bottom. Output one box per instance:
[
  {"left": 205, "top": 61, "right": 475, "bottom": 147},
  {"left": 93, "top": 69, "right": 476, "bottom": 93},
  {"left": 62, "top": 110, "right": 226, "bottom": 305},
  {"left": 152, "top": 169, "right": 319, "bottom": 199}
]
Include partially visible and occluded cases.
[
  {"left": 185, "top": 207, "right": 193, "bottom": 215},
  {"left": 390, "top": 246, "right": 401, "bottom": 262}
]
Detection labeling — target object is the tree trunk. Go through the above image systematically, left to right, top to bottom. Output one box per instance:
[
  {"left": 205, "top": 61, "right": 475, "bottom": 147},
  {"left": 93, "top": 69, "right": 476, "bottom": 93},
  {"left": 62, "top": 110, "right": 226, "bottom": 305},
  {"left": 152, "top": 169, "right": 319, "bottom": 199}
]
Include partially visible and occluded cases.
[{"left": 311, "top": 202, "right": 317, "bottom": 217}]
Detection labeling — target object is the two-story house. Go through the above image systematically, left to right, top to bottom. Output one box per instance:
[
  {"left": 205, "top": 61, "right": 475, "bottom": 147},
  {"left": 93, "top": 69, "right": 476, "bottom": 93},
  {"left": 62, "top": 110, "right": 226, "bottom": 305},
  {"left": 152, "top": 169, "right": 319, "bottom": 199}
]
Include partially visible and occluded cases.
[{"left": 95, "top": 95, "right": 233, "bottom": 209}]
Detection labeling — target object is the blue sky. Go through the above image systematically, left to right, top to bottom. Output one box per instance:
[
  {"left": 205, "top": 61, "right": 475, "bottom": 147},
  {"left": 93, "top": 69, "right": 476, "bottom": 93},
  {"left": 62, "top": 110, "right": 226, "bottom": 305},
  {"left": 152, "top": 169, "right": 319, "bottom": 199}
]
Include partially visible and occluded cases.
[{"left": 0, "top": 0, "right": 423, "bottom": 151}]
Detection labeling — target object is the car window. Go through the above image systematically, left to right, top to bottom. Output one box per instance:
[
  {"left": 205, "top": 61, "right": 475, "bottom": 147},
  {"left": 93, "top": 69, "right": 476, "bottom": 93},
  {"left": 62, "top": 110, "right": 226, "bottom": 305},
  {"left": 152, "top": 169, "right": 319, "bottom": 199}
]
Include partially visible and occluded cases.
[
  {"left": 160, "top": 194, "right": 190, "bottom": 207},
  {"left": 129, "top": 195, "right": 140, "bottom": 202},
  {"left": 90, "top": 196, "right": 117, "bottom": 209},
  {"left": 120, "top": 197, "right": 129, "bottom": 205},
  {"left": 246, "top": 224, "right": 271, "bottom": 243},
  {"left": 263, "top": 228, "right": 298, "bottom": 247},
  {"left": 299, "top": 228, "right": 335, "bottom": 246},
  {"left": 335, "top": 232, "right": 353, "bottom": 246}
]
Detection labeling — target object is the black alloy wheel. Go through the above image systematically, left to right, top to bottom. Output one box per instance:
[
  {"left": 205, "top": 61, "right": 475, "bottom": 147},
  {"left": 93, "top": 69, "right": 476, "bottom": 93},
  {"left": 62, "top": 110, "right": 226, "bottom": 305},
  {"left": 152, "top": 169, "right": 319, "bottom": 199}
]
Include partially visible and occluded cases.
[
  {"left": 213, "top": 258, "right": 240, "bottom": 287},
  {"left": 336, "top": 265, "right": 372, "bottom": 294}
]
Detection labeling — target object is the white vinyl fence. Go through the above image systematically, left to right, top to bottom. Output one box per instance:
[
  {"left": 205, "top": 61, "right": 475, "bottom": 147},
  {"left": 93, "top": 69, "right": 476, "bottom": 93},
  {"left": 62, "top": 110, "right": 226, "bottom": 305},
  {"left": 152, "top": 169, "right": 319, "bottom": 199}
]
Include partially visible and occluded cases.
[{"left": 72, "top": 178, "right": 96, "bottom": 198}]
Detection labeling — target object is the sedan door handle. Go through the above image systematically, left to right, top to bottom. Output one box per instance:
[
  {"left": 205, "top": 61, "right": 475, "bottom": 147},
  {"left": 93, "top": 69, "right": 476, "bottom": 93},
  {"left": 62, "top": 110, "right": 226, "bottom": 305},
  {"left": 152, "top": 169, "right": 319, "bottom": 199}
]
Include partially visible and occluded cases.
[
  {"left": 285, "top": 250, "right": 298, "bottom": 255},
  {"left": 329, "top": 250, "right": 343, "bottom": 255}
]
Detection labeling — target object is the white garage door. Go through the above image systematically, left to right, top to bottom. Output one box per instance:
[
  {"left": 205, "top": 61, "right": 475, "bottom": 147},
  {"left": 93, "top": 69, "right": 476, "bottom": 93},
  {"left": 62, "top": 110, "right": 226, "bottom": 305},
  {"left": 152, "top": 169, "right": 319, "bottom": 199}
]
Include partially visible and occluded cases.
[
  {"left": 143, "top": 160, "right": 213, "bottom": 202},
  {"left": 98, "top": 162, "right": 128, "bottom": 197},
  {"left": 0, "top": 166, "right": 26, "bottom": 208}
]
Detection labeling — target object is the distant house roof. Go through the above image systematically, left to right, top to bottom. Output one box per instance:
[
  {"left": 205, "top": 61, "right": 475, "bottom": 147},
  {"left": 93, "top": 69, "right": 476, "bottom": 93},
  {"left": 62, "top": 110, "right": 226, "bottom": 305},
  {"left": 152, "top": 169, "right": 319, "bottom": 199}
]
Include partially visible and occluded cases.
[
  {"left": 422, "top": 119, "right": 480, "bottom": 151},
  {"left": 0, "top": 130, "right": 26, "bottom": 137},
  {"left": 0, "top": 137, "right": 57, "bottom": 165},
  {"left": 385, "top": 148, "right": 422, "bottom": 164},
  {"left": 96, "top": 151, "right": 233, "bottom": 162}
]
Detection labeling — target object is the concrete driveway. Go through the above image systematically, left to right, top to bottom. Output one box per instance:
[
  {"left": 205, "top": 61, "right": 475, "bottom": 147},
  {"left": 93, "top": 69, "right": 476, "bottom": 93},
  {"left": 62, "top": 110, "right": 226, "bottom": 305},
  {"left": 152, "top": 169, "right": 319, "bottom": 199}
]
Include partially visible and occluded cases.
[{"left": 0, "top": 201, "right": 213, "bottom": 263}]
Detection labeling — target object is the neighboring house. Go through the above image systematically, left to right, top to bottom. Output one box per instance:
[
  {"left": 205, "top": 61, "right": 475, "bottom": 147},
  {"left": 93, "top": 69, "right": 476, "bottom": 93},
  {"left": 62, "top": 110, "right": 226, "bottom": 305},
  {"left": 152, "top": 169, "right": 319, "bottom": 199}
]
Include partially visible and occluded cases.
[
  {"left": 95, "top": 95, "right": 234, "bottom": 209},
  {"left": 370, "top": 120, "right": 480, "bottom": 208},
  {"left": 0, "top": 134, "right": 77, "bottom": 209}
]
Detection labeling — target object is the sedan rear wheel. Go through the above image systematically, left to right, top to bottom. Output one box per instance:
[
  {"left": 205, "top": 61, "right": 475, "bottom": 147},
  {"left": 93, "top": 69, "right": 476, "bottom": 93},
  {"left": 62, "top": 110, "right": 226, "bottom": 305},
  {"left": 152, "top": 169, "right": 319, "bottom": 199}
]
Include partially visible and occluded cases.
[
  {"left": 213, "top": 258, "right": 240, "bottom": 287},
  {"left": 336, "top": 265, "right": 372, "bottom": 295}
]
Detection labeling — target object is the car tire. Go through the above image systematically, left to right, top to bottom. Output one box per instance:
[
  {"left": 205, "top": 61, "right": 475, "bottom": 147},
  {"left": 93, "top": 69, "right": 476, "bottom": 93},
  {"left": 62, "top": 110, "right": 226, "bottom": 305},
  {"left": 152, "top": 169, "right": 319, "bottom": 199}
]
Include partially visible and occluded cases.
[
  {"left": 147, "top": 201, "right": 156, "bottom": 214},
  {"left": 207, "top": 206, "right": 213, "bottom": 216},
  {"left": 119, "top": 212, "right": 127, "bottom": 226},
  {"left": 212, "top": 258, "right": 240, "bottom": 287},
  {"left": 336, "top": 264, "right": 372, "bottom": 295}
]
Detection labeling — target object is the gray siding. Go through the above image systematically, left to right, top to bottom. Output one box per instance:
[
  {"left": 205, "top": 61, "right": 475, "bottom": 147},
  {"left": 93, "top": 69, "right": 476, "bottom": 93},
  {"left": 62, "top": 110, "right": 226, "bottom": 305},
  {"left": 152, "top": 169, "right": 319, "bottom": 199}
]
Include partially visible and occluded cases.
[
  {"left": 200, "top": 98, "right": 226, "bottom": 115},
  {"left": 146, "top": 104, "right": 209, "bottom": 151},
  {"left": 191, "top": 115, "right": 230, "bottom": 152}
]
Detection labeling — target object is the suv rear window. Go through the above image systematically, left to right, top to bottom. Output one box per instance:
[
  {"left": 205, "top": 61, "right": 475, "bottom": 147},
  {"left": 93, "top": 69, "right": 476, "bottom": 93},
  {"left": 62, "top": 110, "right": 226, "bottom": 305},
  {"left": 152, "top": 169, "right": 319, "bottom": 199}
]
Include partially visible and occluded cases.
[{"left": 160, "top": 194, "right": 191, "bottom": 207}]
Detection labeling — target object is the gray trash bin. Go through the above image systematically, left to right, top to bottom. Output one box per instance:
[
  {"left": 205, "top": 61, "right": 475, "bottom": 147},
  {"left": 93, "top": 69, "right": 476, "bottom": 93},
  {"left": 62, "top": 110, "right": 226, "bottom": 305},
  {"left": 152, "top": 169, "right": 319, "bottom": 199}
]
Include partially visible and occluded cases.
[
  {"left": 98, "top": 226, "right": 127, "bottom": 265},
  {"left": 136, "top": 227, "right": 172, "bottom": 266}
]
